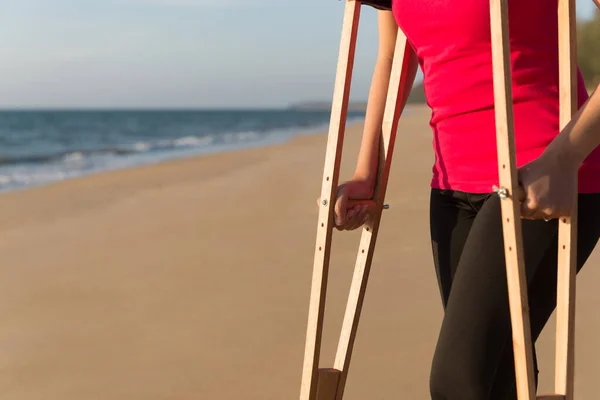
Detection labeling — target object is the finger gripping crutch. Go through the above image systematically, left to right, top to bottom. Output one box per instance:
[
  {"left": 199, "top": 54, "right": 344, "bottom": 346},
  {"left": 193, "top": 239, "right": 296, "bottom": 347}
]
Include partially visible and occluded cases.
[
  {"left": 490, "top": 0, "right": 578, "bottom": 399},
  {"left": 299, "top": 1, "right": 409, "bottom": 399}
]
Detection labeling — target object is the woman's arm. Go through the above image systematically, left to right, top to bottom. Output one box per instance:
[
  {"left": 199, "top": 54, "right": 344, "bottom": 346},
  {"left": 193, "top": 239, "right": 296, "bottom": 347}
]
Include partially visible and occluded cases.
[
  {"left": 544, "top": 0, "right": 599, "bottom": 168},
  {"left": 561, "top": 0, "right": 600, "bottom": 162},
  {"left": 350, "top": 10, "right": 419, "bottom": 197},
  {"left": 518, "top": 84, "right": 600, "bottom": 219},
  {"left": 547, "top": 85, "right": 600, "bottom": 167}
]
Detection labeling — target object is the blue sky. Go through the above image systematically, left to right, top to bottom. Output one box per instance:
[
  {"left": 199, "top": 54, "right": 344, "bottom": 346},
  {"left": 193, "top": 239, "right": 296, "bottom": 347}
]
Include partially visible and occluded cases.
[{"left": 0, "top": 0, "right": 597, "bottom": 109}]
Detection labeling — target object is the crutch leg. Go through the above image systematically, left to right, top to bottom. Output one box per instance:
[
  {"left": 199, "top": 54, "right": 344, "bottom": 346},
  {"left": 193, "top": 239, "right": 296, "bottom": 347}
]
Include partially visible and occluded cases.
[
  {"left": 489, "top": 0, "right": 537, "bottom": 398},
  {"left": 490, "top": 0, "right": 578, "bottom": 399},
  {"left": 555, "top": 0, "right": 578, "bottom": 398},
  {"left": 300, "top": 1, "right": 412, "bottom": 399},
  {"left": 299, "top": 2, "right": 361, "bottom": 399},
  {"left": 329, "top": 29, "right": 414, "bottom": 400}
]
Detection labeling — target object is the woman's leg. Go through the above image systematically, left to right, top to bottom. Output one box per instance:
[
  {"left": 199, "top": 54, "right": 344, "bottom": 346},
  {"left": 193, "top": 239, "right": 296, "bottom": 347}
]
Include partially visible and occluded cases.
[
  {"left": 429, "top": 188, "right": 491, "bottom": 309},
  {"left": 429, "top": 193, "right": 600, "bottom": 400},
  {"left": 490, "top": 193, "right": 600, "bottom": 399}
]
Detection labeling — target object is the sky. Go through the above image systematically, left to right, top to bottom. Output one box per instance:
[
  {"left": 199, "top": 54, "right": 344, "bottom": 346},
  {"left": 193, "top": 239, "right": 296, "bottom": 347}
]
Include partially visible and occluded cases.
[{"left": 0, "top": 0, "right": 597, "bottom": 109}]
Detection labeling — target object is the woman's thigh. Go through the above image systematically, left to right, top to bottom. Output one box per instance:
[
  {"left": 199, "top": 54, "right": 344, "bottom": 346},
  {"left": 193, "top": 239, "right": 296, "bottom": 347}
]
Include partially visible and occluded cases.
[
  {"left": 429, "top": 189, "right": 489, "bottom": 308},
  {"left": 429, "top": 193, "right": 600, "bottom": 400}
]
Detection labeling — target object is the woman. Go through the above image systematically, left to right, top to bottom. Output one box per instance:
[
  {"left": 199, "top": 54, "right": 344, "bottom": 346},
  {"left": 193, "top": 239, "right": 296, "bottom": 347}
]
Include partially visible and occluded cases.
[{"left": 330, "top": 1, "right": 600, "bottom": 399}]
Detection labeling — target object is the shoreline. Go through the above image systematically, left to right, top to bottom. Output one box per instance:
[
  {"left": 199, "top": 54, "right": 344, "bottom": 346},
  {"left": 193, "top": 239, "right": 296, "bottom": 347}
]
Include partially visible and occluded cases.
[{"left": 0, "top": 116, "right": 367, "bottom": 195}]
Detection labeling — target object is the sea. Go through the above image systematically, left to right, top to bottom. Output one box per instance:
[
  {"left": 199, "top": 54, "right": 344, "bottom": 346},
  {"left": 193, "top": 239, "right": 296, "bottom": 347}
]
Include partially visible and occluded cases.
[{"left": 0, "top": 109, "right": 366, "bottom": 192}]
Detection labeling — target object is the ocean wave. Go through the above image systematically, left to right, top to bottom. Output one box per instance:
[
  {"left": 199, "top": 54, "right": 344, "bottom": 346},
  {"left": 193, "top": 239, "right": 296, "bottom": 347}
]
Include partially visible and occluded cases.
[
  {"left": 0, "top": 115, "right": 366, "bottom": 192},
  {"left": 0, "top": 133, "right": 234, "bottom": 168}
]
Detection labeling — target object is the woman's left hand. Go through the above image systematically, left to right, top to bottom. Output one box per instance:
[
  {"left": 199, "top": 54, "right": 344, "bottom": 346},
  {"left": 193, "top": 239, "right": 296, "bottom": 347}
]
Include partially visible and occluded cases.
[{"left": 517, "top": 150, "right": 579, "bottom": 221}]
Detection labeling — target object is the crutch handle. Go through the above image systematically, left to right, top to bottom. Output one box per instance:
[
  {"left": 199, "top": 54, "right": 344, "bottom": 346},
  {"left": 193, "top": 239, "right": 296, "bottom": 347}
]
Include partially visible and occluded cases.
[{"left": 346, "top": 199, "right": 390, "bottom": 210}]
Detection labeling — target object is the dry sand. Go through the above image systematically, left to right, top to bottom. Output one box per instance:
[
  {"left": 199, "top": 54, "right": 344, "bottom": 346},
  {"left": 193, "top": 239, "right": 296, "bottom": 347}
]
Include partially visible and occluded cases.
[{"left": 0, "top": 105, "right": 598, "bottom": 399}]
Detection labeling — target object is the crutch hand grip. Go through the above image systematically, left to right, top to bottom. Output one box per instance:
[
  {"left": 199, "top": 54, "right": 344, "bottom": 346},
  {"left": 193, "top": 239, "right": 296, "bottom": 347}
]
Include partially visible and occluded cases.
[{"left": 346, "top": 199, "right": 389, "bottom": 210}]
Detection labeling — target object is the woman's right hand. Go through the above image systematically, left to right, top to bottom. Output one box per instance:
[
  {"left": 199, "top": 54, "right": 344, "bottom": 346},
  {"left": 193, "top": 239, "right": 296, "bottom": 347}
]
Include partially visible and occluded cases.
[{"left": 316, "top": 178, "right": 375, "bottom": 231}]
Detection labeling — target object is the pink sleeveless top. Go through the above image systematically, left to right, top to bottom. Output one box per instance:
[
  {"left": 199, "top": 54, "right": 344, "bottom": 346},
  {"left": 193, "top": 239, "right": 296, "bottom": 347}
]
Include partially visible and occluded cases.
[{"left": 392, "top": 0, "right": 600, "bottom": 193}]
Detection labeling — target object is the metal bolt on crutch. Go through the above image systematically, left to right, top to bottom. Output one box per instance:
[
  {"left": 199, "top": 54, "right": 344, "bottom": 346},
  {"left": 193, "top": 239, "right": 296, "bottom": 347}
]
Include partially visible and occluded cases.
[{"left": 300, "top": 1, "right": 579, "bottom": 399}]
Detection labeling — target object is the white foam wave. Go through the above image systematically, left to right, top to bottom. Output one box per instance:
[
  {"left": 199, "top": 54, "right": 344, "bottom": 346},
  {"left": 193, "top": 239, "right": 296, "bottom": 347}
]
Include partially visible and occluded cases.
[
  {"left": 173, "top": 136, "right": 214, "bottom": 147},
  {"left": 133, "top": 141, "right": 151, "bottom": 152},
  {"left": 63, "top": 152, "right": 84, "bottom": 163}
]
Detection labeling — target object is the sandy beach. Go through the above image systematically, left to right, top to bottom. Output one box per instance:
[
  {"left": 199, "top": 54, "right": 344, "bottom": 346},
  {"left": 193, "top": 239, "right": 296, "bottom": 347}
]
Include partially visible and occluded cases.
[{"left": 0, "top": 104, "right": 599, "bottom": 399}]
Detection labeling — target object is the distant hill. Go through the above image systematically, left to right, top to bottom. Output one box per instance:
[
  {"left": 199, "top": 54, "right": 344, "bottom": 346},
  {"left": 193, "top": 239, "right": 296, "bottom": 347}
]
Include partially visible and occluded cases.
[
  {"left": 289, "top": 82, "right": 426, "bottom": 112},
  {"left": 406, "top": 82, "right": 427, "bottom": 104}
]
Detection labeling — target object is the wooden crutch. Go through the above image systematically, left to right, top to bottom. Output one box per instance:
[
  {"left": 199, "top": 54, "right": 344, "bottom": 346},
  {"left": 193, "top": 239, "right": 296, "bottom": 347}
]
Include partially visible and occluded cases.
[
  {"left": 301, "top": 0, "right": 580, "bottom": 398},
  {"left": 490, "top": 0, "right": 578, "bottom": 399},
  {"left": 299, "top": 1, "right": 410, "bottom": 399}
]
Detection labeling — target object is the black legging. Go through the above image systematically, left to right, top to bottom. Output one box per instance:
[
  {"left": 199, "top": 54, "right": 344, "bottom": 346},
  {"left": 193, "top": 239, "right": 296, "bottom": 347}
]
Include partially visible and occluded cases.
[{"left": 428, "top": 188, "right": 600, "bottom": 400}]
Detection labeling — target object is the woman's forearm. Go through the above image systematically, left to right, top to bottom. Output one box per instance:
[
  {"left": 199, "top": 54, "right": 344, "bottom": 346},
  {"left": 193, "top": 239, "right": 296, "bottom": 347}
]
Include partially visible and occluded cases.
[
  {"left": 550, "top": 1, "right": 600, "bottom": 164},
  {"left": 352, "top": 47, "right": 419, "bottom": 194},
  {"left": 549, "top": 85, "right": 600, "bottom": 166}
]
